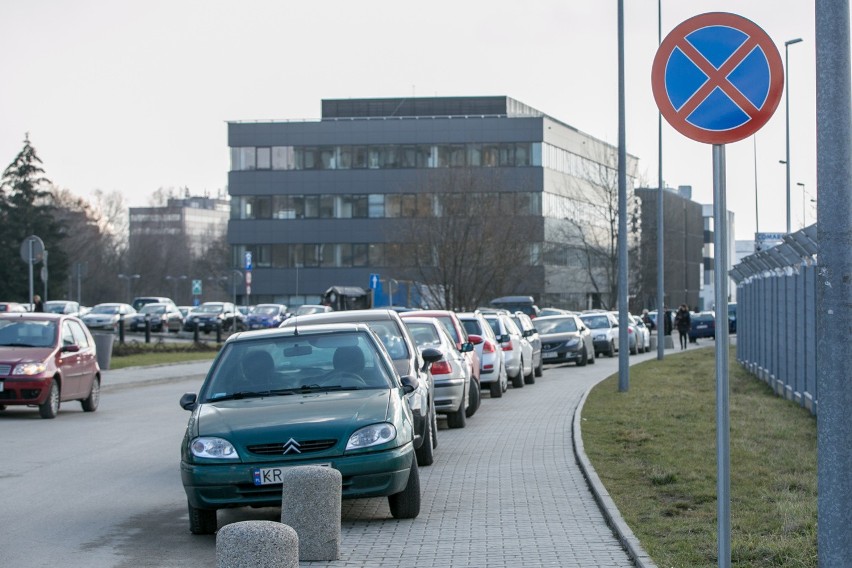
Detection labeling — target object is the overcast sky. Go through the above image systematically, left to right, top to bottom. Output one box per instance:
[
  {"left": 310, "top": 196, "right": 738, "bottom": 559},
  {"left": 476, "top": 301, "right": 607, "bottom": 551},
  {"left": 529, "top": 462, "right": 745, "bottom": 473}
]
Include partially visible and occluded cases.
[{"left": 1, "top": 0, "right": 821, "bottom": 240}]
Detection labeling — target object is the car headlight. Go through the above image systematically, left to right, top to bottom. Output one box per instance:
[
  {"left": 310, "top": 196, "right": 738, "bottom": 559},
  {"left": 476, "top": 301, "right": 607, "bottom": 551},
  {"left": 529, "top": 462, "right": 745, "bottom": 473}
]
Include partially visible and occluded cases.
[
  {"left": 594, "top": 333, "right": 607, "bottom": 341},
  {"left": 564, "top": 338, "right": 580, "bottom": 348},
  {"left": 13, "top": 362, "right": 48, "bottom": 375},
  {"left": 346, "top": 423, "right": 397, "bottom": 450},
  {"left": 190, "top": 437, "right": 240, "bottom": 459}
]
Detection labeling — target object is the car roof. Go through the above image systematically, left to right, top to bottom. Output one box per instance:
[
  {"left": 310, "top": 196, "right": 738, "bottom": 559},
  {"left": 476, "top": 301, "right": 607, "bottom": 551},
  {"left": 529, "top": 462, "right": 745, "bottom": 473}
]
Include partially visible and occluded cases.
[
  {"left": 286, "top": 308, "right": 399, "bottom": 325},
  {"left": 0, "top": 312, "right": 65, "bottom": 321},
  {"left": 228, "top": 322, "right": 371, "bottom": 343}
]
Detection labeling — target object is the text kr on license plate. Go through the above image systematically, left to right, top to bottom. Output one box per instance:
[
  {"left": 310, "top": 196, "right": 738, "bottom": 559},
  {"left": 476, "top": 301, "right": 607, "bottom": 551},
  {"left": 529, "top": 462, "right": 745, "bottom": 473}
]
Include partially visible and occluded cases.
[{"left": 253, "top": 464, "right": 331, "bottom": 486}]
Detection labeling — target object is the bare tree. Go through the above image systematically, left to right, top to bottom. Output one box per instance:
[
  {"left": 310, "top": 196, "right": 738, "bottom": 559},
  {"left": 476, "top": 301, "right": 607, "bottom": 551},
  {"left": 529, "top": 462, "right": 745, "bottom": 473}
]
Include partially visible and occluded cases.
[
  {"left": 545, "top": 145, "right": 641, "bottom": 311},
  {"left": 397, "top": 168, "right": 539, "bottom": 311}
]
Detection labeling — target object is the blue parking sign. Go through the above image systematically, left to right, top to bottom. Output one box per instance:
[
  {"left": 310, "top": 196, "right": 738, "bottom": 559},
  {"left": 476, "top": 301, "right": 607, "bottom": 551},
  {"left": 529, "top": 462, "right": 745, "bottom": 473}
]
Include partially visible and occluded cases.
[{"left": 244, "top": 251, "right": 252, "bottom": 271}]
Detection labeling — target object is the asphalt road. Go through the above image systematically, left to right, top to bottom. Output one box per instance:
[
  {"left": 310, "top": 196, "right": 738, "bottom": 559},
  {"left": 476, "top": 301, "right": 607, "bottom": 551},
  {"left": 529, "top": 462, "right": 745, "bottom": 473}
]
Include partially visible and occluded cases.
[{"left": 0, "top": 348, "right": 667, "bottom": 567}]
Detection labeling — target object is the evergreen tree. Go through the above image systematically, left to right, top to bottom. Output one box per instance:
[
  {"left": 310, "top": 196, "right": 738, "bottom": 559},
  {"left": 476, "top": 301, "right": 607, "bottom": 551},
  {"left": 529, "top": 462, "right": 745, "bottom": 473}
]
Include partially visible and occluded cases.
[{"left": 0, "top": 134, "right": 68, "bottom": 300}]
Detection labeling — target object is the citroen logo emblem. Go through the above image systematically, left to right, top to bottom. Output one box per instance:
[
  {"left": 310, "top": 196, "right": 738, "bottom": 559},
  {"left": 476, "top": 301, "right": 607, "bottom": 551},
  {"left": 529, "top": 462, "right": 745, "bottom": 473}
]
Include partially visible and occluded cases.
[{"left": 282, "top": 438, "right": 302, "bottom": 455}]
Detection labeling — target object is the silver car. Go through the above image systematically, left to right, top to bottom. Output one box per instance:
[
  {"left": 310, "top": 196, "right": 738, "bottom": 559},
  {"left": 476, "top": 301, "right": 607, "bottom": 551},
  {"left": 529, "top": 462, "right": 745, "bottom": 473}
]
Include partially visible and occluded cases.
[
  {"left": 81, "top": 303, "right": 137, "bottom": 331},
  {"left": 457, "top": 311, "right": 508, "bottom": 398},
  {"left": 510, "top": 311, "right": 543, "bottom": 380},
  {"left": 578, "top": 311, "right": 620, "bottom": 357},
  {"left": 482, "top": 312, "right": 531, "bottom": 389},
  {"left": 536, "top": 314, "right": 596, "bottom": 366},
  {"left": 404, "top": 317, "right": 473, "bottom": 429}
]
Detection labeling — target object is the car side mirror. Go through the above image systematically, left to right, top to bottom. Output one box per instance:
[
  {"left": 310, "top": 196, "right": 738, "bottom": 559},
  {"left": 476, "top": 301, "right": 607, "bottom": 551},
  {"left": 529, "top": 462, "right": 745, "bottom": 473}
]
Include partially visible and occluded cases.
[
  {"left": 467, "top": 333, "right": 483, "bottom": 345},
  {"left": 500, "top": 334, "right": 510, "bottom": 343},
  {"left": 460, "top": 341, "right": 474, "bottom": 353},
  {"left": 61, "top": 344, "right": 80, "bottom": 353},
  {"left": 420, "top": 347, "right": 443, "bottom": 371},
  {"left": 400, "top": 375, "right": 419, "bottom": 394},
  {"left": 180, "top": 392, "right": 198, "bottom": 411}
]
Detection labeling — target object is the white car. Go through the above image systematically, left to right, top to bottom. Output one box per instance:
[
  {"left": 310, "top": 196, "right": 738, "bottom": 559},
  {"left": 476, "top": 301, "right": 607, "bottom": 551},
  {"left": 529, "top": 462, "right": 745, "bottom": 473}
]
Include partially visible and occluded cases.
[
  {"left": 81, "top": 303, "right": 137, "bottom": 331},
  {"left": 458, "top": 311, "right": 508, "bottom": 398},
  {"left": 482, "top": 311, "right": 532, "bottom": 389},
  {"left": 579, "top": 311, "right": 620, "bottom": 357},
  {"left": 629, "top": 314, "right": 651, "bottom": 353}
]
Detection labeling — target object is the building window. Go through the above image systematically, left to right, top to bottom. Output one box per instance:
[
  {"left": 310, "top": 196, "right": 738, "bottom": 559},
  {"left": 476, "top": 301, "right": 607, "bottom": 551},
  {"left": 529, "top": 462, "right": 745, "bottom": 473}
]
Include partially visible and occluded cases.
[
  {"left": 272, "top": 146, "right": 296, "bottom": 170},
  {"left": 257, "top": 147, "right": 271, "bottom": 170},
  {"left": 368, "top": 194, "right": 385, "bottom": 218},
  {"left": 304, "top": 195, "right": 320, "bottom": 218},
  {"left": 319, "top": 195, "right": 334, "bottom": 218},
  {"left": 352, "top": 195, "right": 368, "bottom": 218},
  {"left": 385, "top": 195, "right": 402, "bottom": 218},
  {"left": 369, "top": 243, "right": 385, "bottom": 266},
  {"left": 352, "top": 244, "right": 368, "bottom": 266}
]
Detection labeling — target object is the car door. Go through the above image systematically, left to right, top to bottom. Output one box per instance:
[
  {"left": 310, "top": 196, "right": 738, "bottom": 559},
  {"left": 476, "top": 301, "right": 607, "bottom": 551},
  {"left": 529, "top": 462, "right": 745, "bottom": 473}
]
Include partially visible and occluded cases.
[{"left": 59, "top": 321, "right": 86, "bottom": 398}]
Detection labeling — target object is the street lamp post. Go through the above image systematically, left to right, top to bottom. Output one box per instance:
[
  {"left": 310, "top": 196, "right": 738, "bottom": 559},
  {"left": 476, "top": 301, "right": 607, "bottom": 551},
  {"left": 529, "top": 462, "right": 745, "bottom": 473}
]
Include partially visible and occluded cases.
[
  {"left": 784, "top": 37, "right": 803, "bottom": 233},
  {"left": 797, "top": 182, "right": 806, "bottom": 227},
  {"left": 231, "top": 270, "right": 242, "bottom": 308},
  {"left": 117, "top": 273, "right": 140, "bottom": 304},
  {"left": 165, "top": 275, "right": 187, "bottom": 303}
]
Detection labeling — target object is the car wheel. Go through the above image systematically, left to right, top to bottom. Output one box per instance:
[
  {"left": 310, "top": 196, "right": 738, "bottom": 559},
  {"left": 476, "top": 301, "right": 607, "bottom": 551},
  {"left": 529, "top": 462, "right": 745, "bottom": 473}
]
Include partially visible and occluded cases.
[
  {"left": 608, "top": 341, "right": 616, "bottom": 357},
  {"left": 630, "top": 343, "right": 638, "bottom": 355},
  {"left": 577, "top": 346, "right": 588, "bottom": 367},
  {"left": 588, "top": 348, "right": 596, "bottom": 364},
  {"left": 534, "top": 355, "right": 543, "bottom": 377},
  {"left": 511, "top": 359, "right": 525, "bottom": 388},
  {"left": 523, "top": 361, "right": 535, "bottom": 384},
  {"left": 81, "top": 377, "right": 100, "bottom": 412},
  {"left": 39, "top": 379, "right": 60, "bottom": 419},
  {"left": 465, "top": 379, "right": 479, "bottom": 418},
  {"left": 489, "top": 381, "right": 503, "bottom": 398},
  {"left": 446, "top": 397, "right": 466, "bottom": 429},
  {"left": 415, "top": 411, "right": 435, "bottom": 466},
  {"left": 388, "top": 458, "right": 420, "bottom": 519},
  {"left": 188, "top": 502, "right": 217, "bottom": 535}
]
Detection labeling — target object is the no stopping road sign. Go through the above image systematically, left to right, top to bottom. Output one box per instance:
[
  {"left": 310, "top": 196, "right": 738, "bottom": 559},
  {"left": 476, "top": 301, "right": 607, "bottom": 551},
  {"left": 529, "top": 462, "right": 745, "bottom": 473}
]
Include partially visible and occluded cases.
[{"left": 652, "top": 12, "right": 784, "bottom": 144}]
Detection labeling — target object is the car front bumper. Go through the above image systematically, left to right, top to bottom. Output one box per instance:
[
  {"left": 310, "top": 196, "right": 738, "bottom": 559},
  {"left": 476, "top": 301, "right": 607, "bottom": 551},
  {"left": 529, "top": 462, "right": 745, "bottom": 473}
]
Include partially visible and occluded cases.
[
  {"left": 0, "top": 376, "right": 52, "bottom": 405},
  {"left": 181, "top": 443, "right": 414, "bottom": 510}
]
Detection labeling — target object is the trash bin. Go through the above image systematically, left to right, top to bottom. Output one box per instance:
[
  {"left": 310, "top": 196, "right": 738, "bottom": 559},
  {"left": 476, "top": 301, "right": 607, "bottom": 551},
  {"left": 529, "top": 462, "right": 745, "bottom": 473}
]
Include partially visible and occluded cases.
[{"left": 92, "top": 332, "right": 116, "bottom": 370}]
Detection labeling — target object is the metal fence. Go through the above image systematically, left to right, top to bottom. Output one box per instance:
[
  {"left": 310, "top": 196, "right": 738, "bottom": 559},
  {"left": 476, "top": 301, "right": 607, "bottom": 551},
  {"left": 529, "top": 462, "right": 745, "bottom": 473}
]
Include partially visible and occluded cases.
[{"left": 730, "top": 225, "right": 819, "bottom": 415}]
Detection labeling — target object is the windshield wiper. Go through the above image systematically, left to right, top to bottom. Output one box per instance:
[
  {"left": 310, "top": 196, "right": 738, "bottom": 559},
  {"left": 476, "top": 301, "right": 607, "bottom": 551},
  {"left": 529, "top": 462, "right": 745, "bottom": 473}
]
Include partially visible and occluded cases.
[{"left": 296, "top": 384, "right": 360, "bottom": 392}]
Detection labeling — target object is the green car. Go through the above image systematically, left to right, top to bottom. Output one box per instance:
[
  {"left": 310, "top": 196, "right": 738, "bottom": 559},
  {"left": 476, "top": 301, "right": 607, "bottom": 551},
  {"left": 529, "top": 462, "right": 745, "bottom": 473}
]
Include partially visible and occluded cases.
[{"left": 179, "top": 323, "right": 440, "bottom": 535}]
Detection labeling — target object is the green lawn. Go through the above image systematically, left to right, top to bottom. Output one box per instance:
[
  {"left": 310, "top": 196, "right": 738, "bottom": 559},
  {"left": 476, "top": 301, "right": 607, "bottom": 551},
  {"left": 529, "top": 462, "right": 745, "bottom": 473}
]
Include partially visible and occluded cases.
[
  {"left": 107, "top": 340, "right": 221, "bottom": 370},
  {"left": 581, "top": 345, "right": 817, "bottom": 568}
]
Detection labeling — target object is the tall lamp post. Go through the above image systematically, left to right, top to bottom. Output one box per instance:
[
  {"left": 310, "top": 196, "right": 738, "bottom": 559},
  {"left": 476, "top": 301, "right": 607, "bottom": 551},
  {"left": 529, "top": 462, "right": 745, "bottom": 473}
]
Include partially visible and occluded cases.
[
  {"left": 783, "top": 37, "right": 803, "bottom": 233},
  {"left": 796, "top": 182, "right": 806, "bottom": 227},
  {"left": 231, "top": 270, "right": 242, "bottom": 308},
  {"left": 117, "top": 273, "right": 140, "bottom": 304},
  {"left": 165, "top": 275, "right": 187, "bottom": 303}
]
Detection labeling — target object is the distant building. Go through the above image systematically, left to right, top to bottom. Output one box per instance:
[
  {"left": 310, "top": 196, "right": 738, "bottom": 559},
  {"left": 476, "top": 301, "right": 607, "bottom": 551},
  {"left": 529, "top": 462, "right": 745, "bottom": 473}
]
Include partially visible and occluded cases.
[
  {"left": 227, "top": 96, "right": 639, "bottom": 309},
  {"left": 634, "top": 185, "right": 705, "bottom": 312},
  {"left": 129, "top": 196, "right": 229, "bottom": 257},
  {"left": 699, "top": 204, "right": 737, "bottom": 310}
]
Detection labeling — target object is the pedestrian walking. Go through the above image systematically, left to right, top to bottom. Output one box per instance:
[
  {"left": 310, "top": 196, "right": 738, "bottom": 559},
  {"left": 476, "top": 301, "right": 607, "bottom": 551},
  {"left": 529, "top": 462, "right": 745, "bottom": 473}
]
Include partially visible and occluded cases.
[
  {"left": 33, "top": 295, "right": 44, "bottom": 312},
  {"left": 674, "top": 304, "right": 690, "bottom": 349}
]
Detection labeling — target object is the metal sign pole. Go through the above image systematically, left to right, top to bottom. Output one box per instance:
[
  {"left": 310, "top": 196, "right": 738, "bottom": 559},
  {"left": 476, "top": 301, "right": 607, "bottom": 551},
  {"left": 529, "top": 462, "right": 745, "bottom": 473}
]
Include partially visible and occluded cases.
[
  {"left": 713, "top": 144, "right": 731, "bottom": 567},
  {"left": 28, "top": 240, "right": 35, "bottom": 308}
]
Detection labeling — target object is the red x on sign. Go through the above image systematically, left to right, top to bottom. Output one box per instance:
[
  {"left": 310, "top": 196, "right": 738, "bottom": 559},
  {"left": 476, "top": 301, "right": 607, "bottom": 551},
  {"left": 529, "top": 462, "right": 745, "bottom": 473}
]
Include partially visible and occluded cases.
[{"left": 652, "top": 12, "right": 784, "bottom": 144}]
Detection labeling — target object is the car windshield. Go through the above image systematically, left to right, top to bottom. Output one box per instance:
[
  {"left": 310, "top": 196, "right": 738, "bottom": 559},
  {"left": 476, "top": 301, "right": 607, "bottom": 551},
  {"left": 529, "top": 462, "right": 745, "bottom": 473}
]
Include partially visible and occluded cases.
[
  {"left": 44, "top": 303, "right": 68, "bottom": 313},
  {"left": 91, "top": 305, "right": 121, "bottom": 315},
  {"left": 141, "top": 305, "right": 166, "bottom": 314},
  {"left": 195, "top": 305, "right": 224, "bottom": 314},
  {"left": 295, "top": 305, "right": 326, "bottom": 316},
  {"left": 253, "top": 306, "right": 280, "bottom": 316},
  {"left": 580, "top": 315, "right": 610, "bottom": 329},
  {"left": 536, "top": 317, "right": 578, "bottom": 334},
  {"left": 460, "top": 319, "right": 482, "bottom": 336},
  {"left": 0, "top": 320, "right": 57, "bottom": 348},
  {"left": 200, "top": 331, "right": 394, "bottom": 402}
]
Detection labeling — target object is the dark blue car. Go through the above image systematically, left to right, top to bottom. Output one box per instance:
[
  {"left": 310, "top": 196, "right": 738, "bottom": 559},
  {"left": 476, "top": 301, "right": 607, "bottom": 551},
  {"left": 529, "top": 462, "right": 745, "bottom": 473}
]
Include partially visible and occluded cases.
[
  {"left": 245, "top": 304, "right": 289, "bottom": 330},
  {"left": 688, "top": 312, "right": 716, "bottom": 341}
]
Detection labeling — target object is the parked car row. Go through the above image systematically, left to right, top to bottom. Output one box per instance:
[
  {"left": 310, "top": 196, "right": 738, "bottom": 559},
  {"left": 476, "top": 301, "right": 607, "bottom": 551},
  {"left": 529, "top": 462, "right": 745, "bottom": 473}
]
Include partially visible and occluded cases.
[{"left": 177, "top": 306, "right": 551, "bottom": 534}]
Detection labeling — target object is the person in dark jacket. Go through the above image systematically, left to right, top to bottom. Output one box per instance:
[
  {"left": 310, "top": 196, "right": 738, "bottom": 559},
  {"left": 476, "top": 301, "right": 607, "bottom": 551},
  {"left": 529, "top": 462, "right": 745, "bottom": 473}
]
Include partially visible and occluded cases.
[
  {"left": 33, "top": 295, "right": 44, "bottom": 312},
  {"left": 674, "top": 304, "right": 690, "bottom": 349}
]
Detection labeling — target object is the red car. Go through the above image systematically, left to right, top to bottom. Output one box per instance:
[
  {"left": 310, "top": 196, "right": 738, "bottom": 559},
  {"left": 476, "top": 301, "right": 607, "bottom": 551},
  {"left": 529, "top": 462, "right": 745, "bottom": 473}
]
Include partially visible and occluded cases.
[
  {"left": 400, "top": 310, "right": 481, "bottom": 418},
  {"left": 0, "top": 313, "right": 101, "bottom": 419}
]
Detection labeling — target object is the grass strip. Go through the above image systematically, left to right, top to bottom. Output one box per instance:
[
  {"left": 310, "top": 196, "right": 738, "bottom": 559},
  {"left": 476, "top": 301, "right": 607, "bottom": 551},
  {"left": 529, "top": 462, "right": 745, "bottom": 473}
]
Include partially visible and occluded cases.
[{"left": 581, "top": 345, "right": 817, "bottom": 567}]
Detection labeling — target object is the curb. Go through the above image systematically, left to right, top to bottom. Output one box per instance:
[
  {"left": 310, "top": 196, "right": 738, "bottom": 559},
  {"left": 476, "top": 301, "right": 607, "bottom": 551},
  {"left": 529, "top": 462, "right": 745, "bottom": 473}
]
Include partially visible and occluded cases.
[{"left": 573, "top": 387, "right": 659, "bottom": 568}]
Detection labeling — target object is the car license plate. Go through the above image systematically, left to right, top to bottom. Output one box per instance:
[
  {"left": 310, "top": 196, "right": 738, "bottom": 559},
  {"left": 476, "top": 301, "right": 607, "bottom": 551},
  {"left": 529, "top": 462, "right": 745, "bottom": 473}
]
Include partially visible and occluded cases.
[
  {"left": 697, "top": 325, "right": 708, "bottom": 329},
  {"left": 543, "top": 352, "right": 559, "bottom": 359},
  {"left": 253, "top": 464, "right": 331, "bottom": 486}
]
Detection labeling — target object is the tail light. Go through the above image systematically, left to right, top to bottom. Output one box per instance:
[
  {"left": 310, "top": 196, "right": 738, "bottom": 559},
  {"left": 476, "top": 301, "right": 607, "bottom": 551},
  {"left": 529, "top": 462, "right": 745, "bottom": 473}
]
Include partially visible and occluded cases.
[
  {"left": 482, "top": 340, "right": 495, "bottom": 354},
  {"left": 501, "top": 342, "right": 513, "bottom": 351},
  {"left": 430, "top": 360, "right": 452, "bottom": 375}
]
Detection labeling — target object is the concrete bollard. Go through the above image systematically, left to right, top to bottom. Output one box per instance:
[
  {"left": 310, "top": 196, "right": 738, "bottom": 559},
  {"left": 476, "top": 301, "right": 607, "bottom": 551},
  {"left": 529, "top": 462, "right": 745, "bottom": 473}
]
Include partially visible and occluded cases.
[
  {"left": 280, "top": 465, "right": 342, "bottom": 561},
  {"left": 216, "top": 520, "right": 298, "bottom": 568}
]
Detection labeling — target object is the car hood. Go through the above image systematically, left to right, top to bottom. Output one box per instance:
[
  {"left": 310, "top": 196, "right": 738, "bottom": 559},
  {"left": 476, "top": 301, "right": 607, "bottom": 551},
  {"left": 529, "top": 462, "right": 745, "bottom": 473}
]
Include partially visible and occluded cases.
[
  {"left": 0, "top": 347, "right": 55, "bottom": 364},
  {"left": 195, "top": 390, "right": 392, "bottom": 443}
]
